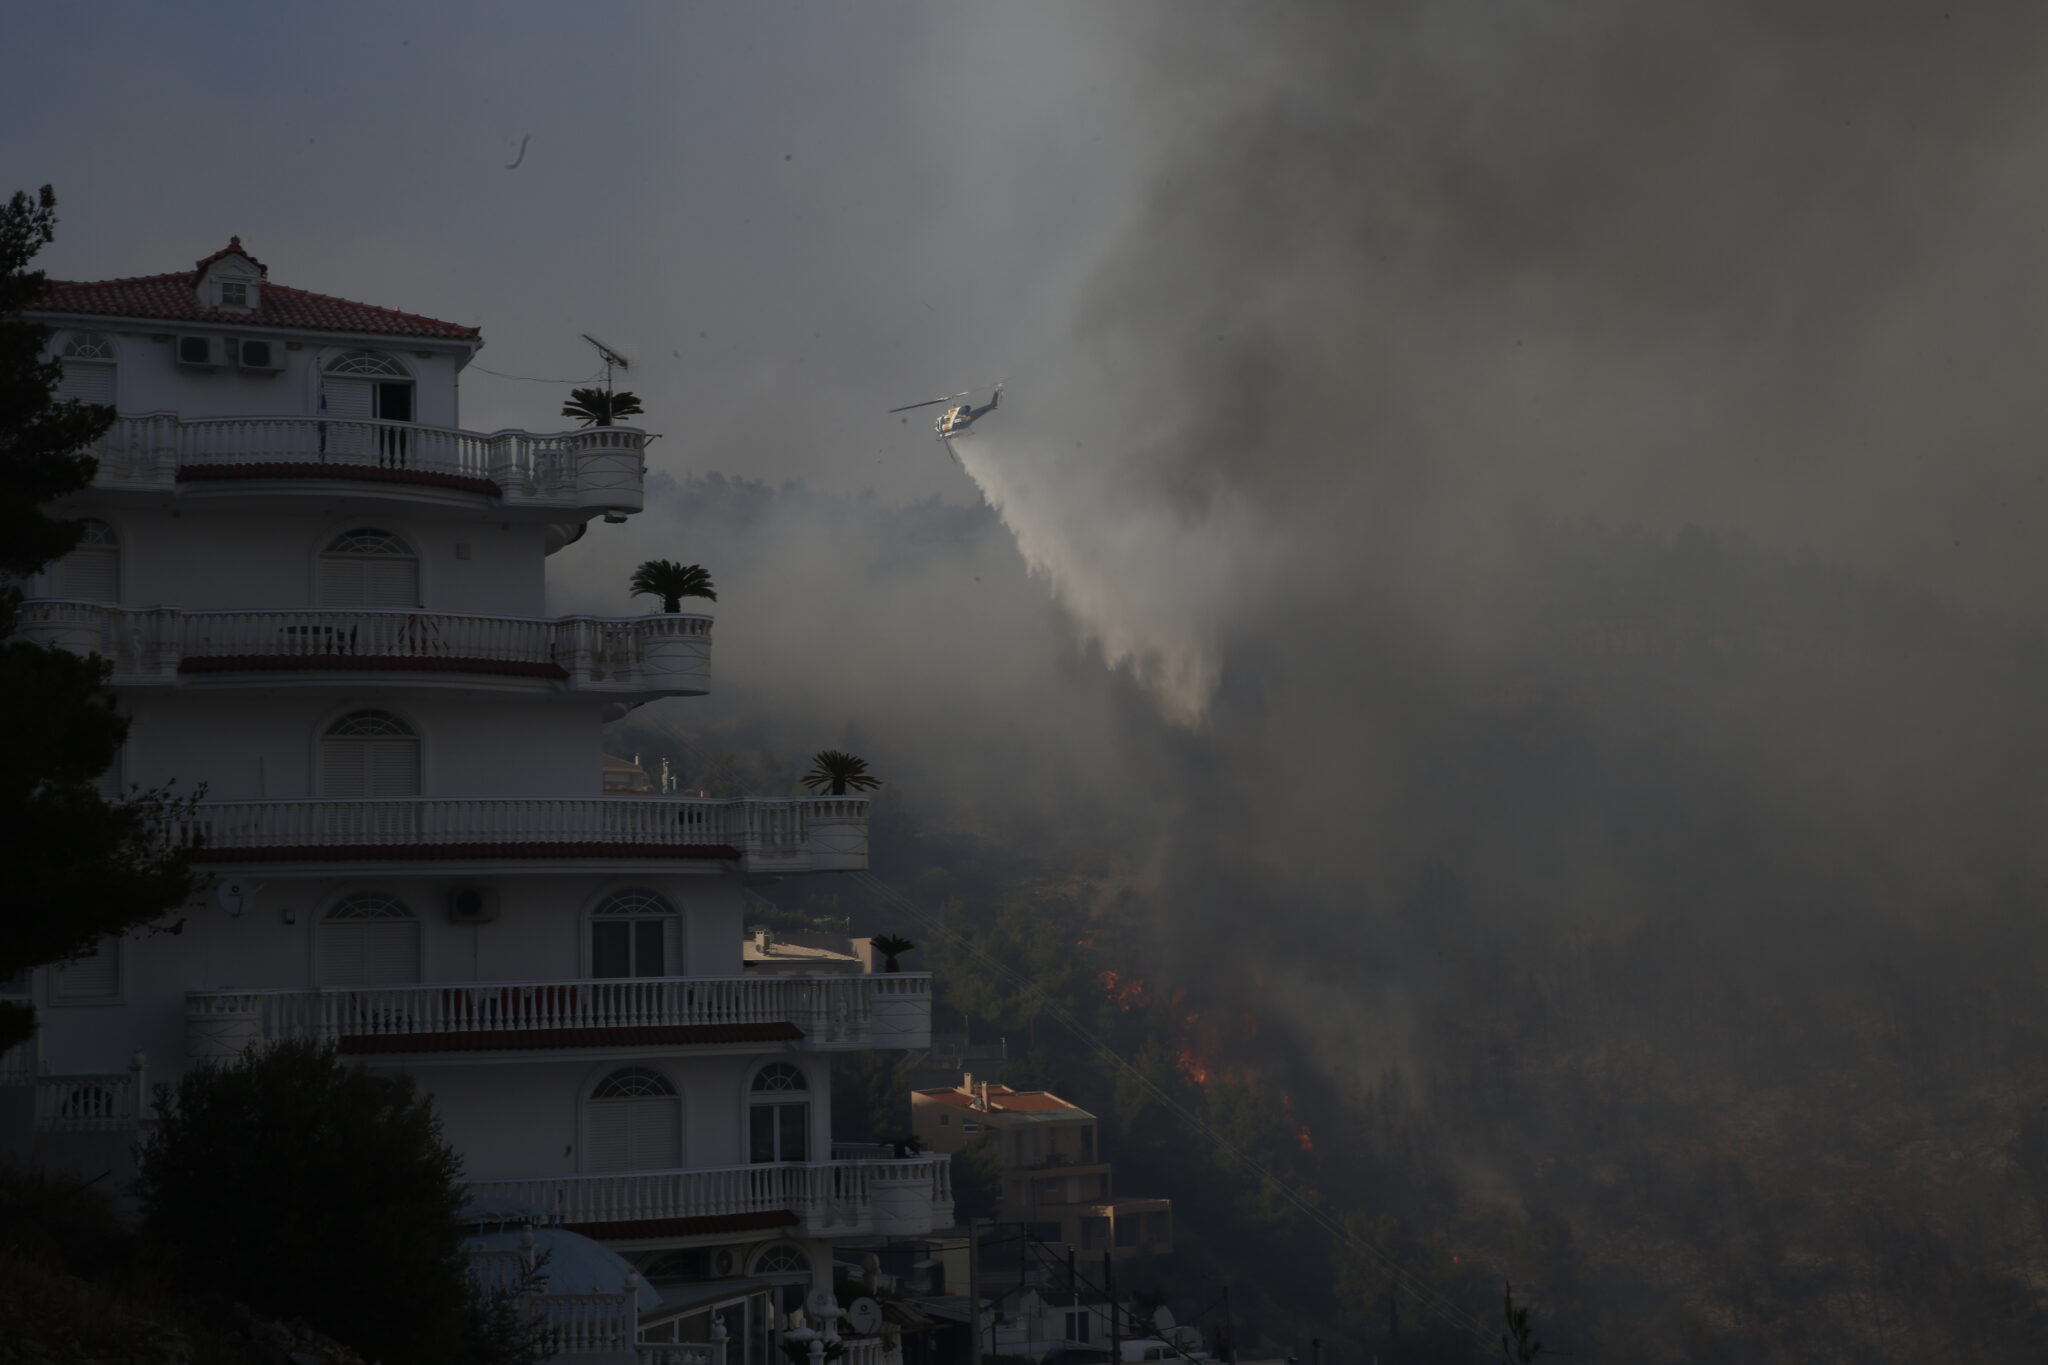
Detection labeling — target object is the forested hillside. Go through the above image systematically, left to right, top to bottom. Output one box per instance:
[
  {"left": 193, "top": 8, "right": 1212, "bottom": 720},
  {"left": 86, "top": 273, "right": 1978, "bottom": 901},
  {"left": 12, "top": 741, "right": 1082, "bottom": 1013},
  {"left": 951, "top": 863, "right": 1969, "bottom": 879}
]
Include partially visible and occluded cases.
[{"left": 606, "top": 475, "right": 2048, "bottom": 1364}]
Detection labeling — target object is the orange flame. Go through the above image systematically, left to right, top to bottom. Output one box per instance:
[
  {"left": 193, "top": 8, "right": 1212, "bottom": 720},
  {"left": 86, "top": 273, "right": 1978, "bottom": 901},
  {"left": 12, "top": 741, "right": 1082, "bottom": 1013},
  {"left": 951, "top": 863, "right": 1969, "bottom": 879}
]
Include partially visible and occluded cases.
[
  {"left": 1176, "top": 1048, "right": 1211, "bottom": 1085},
  {"left": 1296, "top": 1124, "right": 1314, "bottom": 1153}
]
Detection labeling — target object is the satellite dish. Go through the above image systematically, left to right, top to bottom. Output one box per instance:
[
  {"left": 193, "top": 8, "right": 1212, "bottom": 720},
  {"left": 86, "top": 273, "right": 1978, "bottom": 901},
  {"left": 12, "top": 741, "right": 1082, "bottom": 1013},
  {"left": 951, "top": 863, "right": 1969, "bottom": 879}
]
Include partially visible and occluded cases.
[
  {"left": 216, "top": 880, "right": 252, "bottom": 916},
  {"left": 847, "top": 1298, "right": 884, "bottom": 1336}
]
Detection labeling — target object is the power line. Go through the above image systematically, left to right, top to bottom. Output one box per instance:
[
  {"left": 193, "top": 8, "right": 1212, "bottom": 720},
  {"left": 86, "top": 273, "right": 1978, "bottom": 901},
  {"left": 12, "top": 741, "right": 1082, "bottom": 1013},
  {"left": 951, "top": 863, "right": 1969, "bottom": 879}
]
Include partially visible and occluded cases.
[
  {"left": 467, "top": 363, "right": 608, "bottom": 384},
  {"left": 846, "top": 869, "right": 1503, "bottom": 1356}
]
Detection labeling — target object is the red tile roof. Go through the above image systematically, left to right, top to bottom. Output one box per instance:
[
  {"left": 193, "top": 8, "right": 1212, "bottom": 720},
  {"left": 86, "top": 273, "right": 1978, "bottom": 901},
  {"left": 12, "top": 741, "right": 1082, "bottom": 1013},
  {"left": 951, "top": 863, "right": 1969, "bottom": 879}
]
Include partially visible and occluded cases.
[
  {"left": 34, "top": 239, "right": 480, "bottom": 341},
  {"left": 917, "top": 1085, "right": 1083, "bottom": 1114}
]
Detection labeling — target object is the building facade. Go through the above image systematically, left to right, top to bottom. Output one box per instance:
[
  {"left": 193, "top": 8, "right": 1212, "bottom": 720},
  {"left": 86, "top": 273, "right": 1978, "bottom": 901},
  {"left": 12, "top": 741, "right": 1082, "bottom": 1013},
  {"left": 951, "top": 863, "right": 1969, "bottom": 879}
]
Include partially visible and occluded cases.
[
  {"left": 6, "top": 240, "right": 949, "bottom": 1365},
  {"left": 912, "top": 1078, "right": 1171, "bottom": 1259}
]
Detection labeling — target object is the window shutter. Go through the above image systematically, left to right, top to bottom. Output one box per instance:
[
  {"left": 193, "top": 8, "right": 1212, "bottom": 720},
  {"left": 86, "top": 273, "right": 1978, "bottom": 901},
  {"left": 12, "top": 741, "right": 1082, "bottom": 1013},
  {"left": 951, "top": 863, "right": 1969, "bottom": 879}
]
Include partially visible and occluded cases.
[
  {"left": 56, "top": 361, "right": 114, "bottom": 406},
  {"left": 322, "top": 376, "right": 374, "bottom": 419},
  {"left": 54, "top": 548, "right": 118, "bottom": 602},
  {"left": 361, "top": 557, "right": 418, "bottom": 608},
  {"left": 321, "top": 740, "right": 369, "bottom": 798},
  {"left": 365, "top": 740, "right": 419, "bottom": 797},
  {"left": 319, "top": 921, "right": 419, "bottom": 985},
  {"left": 362, "top": 921, "right": 420, "bottom": 984},
  {"left": 53, "top": 940, "right": 119, "bottom": 1001},
  {"left": 626, "top": 1099, "right": 682, "bottom": 1169},
  {"left": 586, "top": 1102, "right": 631, "bottom": 1172}
]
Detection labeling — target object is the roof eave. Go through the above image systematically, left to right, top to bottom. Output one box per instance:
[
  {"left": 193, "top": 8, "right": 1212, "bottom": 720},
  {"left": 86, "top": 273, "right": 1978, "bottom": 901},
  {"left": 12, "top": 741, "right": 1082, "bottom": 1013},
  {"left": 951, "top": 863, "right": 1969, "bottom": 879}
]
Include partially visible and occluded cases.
[{"left": 20, "top": 307, "right": 483, "bottom": 354}]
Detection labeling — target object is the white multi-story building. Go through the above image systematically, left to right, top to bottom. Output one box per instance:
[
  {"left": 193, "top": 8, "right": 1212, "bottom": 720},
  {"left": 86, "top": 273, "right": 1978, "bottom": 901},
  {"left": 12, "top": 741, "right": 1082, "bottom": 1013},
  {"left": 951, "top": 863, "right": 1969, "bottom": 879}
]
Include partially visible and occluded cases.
[{"left": 6, "top": 239, "right": 948, "bottom": 1365}]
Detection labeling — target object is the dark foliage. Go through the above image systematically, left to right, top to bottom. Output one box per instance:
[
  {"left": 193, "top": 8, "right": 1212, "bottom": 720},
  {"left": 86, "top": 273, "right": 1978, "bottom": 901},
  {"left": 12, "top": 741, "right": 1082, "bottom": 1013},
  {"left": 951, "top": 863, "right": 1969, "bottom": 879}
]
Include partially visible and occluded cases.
[
  {"left": 0, "top": 186, "right": 202, "bottom": 1053},
  {"left": 561, "top": 387, "right": 644, "bottom": 427},
  {"left": 629, "top": 558, "right": 717, "bottom": 611},
  {"left": 802, "top": 749, "right": 882, "bottom": 796},
  {"left": 136, "top": 1039, "right": 534, "bottom": 1365}
]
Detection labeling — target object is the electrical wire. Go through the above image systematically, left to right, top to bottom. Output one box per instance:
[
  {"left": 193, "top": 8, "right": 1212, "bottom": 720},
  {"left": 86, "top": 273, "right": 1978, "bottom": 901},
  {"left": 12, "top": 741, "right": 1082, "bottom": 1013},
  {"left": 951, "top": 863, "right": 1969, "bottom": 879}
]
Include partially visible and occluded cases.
[
  {"left": 468, "top": 363, "right": 608, "bottom": 384},
  {"left": 845, "top": 868, "right": 1505, "bottom": 1356}
]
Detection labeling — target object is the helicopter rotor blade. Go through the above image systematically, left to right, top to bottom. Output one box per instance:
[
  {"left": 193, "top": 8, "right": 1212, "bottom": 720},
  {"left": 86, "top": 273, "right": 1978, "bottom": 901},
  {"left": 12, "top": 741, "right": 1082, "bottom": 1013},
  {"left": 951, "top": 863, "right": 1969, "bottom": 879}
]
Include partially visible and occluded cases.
[{"left": 886, "top": 392, "right": 970, "bottom": 414}]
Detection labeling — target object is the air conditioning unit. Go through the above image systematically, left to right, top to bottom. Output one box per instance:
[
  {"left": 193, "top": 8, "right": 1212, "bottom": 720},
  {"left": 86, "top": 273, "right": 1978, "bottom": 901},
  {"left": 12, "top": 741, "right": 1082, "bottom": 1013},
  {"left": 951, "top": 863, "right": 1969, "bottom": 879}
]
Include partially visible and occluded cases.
[
  {"left": 175, "top": 335, "right": 218, "bottom": 368},
  {"left": 235, "top": 338, "right": 284, "bottom": 372},
  {"left": 447, "top": 887, "right": 501, "bottom": 924}
]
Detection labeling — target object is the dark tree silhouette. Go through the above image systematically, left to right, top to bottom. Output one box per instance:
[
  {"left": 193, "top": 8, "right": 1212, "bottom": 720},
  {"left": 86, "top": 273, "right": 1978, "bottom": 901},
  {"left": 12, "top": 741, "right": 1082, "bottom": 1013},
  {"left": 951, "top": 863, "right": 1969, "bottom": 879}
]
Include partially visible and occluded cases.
[
  {"left": 0, "top": 185, "right": 201, "bottom": 1053},
  {"left": 560, "top": 387, "right": 644, "bottom": 427},
  {"left": 630, "top": 559, "right": 717, "bottom": 611},
  {"left": 802, "top": 750, "right": 881, "bottom": 795},
  {"left": 136, "top": 1039, "right": 535, "bottom": 1365}
]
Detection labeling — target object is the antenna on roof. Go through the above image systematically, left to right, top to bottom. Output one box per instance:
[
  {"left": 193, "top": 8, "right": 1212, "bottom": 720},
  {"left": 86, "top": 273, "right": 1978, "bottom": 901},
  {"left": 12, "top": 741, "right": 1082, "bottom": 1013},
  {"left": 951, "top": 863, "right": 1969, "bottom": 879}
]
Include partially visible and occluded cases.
[{"left": 581, "top": 333, "right": 631, "bottom": 394}]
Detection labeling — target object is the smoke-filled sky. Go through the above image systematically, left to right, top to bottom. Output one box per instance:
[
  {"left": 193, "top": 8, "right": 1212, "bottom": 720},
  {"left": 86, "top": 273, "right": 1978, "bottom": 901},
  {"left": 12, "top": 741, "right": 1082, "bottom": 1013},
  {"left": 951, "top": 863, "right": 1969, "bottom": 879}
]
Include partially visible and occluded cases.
[{"left": 15, "top": 7, "right": 2048, "bottom": 1347}]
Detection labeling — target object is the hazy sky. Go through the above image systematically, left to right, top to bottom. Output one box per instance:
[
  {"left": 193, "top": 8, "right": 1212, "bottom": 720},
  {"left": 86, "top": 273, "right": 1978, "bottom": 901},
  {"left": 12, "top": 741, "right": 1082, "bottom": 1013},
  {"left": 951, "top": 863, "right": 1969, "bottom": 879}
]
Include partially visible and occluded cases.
[{"left": 6, "top": 0, "right": 1136, "bottom": 501}]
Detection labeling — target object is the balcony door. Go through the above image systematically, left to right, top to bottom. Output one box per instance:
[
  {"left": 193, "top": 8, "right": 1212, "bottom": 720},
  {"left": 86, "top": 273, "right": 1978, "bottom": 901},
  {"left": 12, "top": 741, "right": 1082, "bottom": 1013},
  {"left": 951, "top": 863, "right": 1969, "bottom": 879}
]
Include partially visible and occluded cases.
[
  {"left": 321, "top": 351, "right": 412, "bottom": 463},
  {"left": 318, "top": 528, "right": 418, "bottom": 609},
  {"left": 320, "top": 710, "right": 420, "bottom": 798},
  {"left": 589, "top": 888, "right": 677, "bottom": 978},
  {"left": 317, "top": 892, "right": 421, "bottom": 986},
  {"left": 748, "top": 1062, "right": 810, "bottom": 1164},
  {"left": 585, "top": 1067, "right": 683, "bottom": 1172}
]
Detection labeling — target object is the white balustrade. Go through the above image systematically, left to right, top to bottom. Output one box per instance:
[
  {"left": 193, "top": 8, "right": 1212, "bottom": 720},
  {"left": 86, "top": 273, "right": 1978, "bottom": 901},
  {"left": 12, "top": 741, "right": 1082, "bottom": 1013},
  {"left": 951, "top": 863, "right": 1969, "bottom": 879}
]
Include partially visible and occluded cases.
[
  {"left": 85, "top": 413, "right": 645, "bottom": 512},
  {"left": 15, "top": 601, "right": 711, "bottom": 695},
  {"left": 184, "top": 795, "right": 867, "bottom": 872},
  {"left": 186, "top": 974, "right": 929, "bottom": 1052},
  {"left": 0, "top": 1015, "right": 36, "bottom": 1086},
  {"left": 34, "top": 1067, "right": 144, "bottom": 1133},
  {"left": 466, "top": 1155, "right": 952, "bottom": 1238},
  {"left": 530, "top": 1290, "right": 638, "bottom": 1354},
  {"left": 841, "top": 1339, "right": 884, "bottom": 1365},
  {"left": 639, "top": 1346, "right": 723, "bottom": 1365}
]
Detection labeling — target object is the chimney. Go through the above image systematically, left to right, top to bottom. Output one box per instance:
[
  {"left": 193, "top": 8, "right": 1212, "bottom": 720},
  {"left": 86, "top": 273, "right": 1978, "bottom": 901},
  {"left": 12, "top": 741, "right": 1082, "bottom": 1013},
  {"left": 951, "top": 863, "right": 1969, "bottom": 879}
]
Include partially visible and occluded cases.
[
  {"left": 961, "top": 1072, "right": 974, "bottom": 1097},
  {"left": 979, "top": 1080, "right": 991, "bottom": 1112}
]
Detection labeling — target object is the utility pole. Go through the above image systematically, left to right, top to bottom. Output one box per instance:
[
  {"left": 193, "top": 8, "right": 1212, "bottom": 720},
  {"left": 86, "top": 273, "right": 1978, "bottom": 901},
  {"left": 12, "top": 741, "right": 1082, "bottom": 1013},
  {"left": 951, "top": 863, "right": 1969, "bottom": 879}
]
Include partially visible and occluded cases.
[
  {"left": 967, "top": 1220, "right": 983, "bottom": 1365},
  {"left": 1105, "top": 1251, "right": 1120, "bottom": 1365},
  {"left": 1221, "top": 1284, "right": 1235, "bottom": 1365}
]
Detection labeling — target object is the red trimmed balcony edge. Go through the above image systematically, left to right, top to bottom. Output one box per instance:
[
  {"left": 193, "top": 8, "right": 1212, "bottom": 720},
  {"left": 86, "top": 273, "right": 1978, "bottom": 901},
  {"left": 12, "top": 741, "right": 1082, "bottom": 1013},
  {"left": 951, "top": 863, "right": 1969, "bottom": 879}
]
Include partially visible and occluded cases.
[
  {"left": 177, "top": 462, "right": 501, "bottom": 497},
  {"left": 179, "top": 655, "right": 570, "bottom": 680},
  {"left": 194, "top": 842, "right": 744, "bottom": 863},
  {"left": 337, "top": 1022, "right": 803, "bottom": 1054},
  {"left": 565, "top": 1211, "right": 797, "bottom": 1238}
]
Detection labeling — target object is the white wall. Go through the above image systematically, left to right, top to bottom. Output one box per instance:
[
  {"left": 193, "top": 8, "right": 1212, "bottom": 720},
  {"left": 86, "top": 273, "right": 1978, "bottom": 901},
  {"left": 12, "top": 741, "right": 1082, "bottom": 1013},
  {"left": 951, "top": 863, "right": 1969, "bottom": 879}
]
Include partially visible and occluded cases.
[
  {"left": 41, "top": 325, "right": 472, "bottom": 428},
  {"left": 32, "top": 506, "right": 556, "bottom": 618},
  {"left": 122, "top": 693, "right": 613, "bottom": 798}
]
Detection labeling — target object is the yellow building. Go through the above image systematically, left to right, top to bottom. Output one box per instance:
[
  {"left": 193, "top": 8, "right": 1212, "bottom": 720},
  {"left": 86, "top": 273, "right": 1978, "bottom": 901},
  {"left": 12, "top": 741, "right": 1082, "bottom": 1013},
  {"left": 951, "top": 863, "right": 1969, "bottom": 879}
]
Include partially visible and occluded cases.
[{"left": 912, "top": 1076, "right": 1172, "bottom": 1257}]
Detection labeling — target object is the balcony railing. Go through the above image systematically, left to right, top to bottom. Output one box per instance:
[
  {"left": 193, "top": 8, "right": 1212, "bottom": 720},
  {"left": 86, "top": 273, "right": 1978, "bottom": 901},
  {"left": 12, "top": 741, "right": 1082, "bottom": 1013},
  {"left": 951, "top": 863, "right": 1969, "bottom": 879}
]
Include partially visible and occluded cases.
[
  {"left": 84, "top": 413, "right": 646, "bottom": 514},
  {"left": 18, "top": 601, "right": 711, "bottom": 696},
  {"left": 184, "top": 796, "right": 869, "bottom": 873},
  {"left": 186, "top": 974, "right": 931, "bottom": 1057},
  {"left": 0, "top": 995, "right": 34, "bottom": 1085},
  {"left": 35, "top": 1067, "right": 146, "bottom": 1133},
  {"left": 467, "top": 1156, "right": 953, "bottom": 1239}
]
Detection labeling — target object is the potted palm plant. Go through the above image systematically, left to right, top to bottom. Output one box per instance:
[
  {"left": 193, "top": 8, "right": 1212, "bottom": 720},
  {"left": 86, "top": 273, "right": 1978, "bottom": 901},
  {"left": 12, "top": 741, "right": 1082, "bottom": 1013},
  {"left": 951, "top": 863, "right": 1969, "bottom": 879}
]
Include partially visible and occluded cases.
[
  {"left": 560, "top": 388, "right": 645, "bottom": 428},
  {"left": 630, "top": 560, "right": 717, "bottom": 612},
  {"left": 800, "top": 750, "right": 881, "bottom": 796},
  {"left": 870, "top": 934, "right": 915, "bottom": 972}
]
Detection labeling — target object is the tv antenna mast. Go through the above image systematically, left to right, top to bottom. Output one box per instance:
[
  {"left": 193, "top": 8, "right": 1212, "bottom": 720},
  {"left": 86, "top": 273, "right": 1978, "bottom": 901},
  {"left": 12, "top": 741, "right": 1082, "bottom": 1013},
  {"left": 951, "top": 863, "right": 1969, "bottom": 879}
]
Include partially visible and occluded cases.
[{"left": 581, "top": 333, "right": 631, "bottom": 394}]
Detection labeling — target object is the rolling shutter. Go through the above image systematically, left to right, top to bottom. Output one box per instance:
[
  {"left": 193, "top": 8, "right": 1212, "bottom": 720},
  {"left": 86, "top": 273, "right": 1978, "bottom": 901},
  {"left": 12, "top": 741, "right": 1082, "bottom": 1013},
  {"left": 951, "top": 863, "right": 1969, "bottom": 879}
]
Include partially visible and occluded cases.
[
  {"left": 57, "top": 361, "right": 114, "bottom": 406},
  {"left": 321, "top": 376, "right": 373, "bottom": 419},
  {"left": 53, "top": 548, "right": 118, "bottom": 602},
  {"left": 317, "top": 554, "right": 418, "bottom": 608},
  {"left": 320, "top": 736, "right": 419, "bottom": 798},
  {"left": 318, "top": 919, "right": 421, "bottom": 985},
  {"left": 53, "top": 940, "right": 120, "bottom": 1001},
  {"left": 586, "top": 1098, "right": 681, "bottom": 1172}
]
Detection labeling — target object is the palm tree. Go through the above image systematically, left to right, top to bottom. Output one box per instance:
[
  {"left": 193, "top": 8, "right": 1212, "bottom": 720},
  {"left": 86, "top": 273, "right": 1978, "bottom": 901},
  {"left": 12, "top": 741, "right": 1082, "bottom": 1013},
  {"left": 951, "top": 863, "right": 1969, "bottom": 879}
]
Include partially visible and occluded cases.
[
  {"left": 560, "top": 387, "right": 645, "bottom": 428},
  {"left": 630, "top": 560, "right": 716, "bottom": 611},
  {"left": 802, "top": 750, "right": 881, "bottom": 795},
  {"left": 871, "top": 934, "right": 915, "bottom": 972}
]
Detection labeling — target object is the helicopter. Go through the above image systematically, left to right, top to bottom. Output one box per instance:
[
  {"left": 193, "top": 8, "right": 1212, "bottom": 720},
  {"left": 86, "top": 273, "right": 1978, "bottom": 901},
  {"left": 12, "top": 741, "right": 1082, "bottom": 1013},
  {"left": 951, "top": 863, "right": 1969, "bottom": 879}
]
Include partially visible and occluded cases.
[{"left": 887, "top": 383, "right": 1003, "bottom": 440}]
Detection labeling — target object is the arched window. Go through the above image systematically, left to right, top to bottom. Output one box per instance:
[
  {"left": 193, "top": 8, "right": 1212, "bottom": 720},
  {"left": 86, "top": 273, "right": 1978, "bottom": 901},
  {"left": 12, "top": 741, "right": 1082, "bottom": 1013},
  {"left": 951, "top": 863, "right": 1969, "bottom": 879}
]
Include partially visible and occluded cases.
[
  {"left": 56, "top": 333, "right": 115, "bottom": 406},
  {"left": 326, "top": 350, "right": 409, "bottom": 377},
  {"left": 52, "top": 518, "right": 118, "bottom": 601},
  {"left": 318, "top": 527, "right": 418, "bottom": 609},
  {"left": 320, "top": 710, "right": 419, "bottom": 798},
  {"left": 590, "top": 888, "right": 677, "bottom": 979},
  {"left": 317, "top": 891, "right": 421, "bottom": 985},
  {"left": 748, "top": 1063, "right": 810, "bottom": 1165},
  {"left": 585, "top": 1067, "right": 682, "bottom": 1172},
  {"left": 752, "top": 1244, "right": 810, "bottom": 1278}
]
